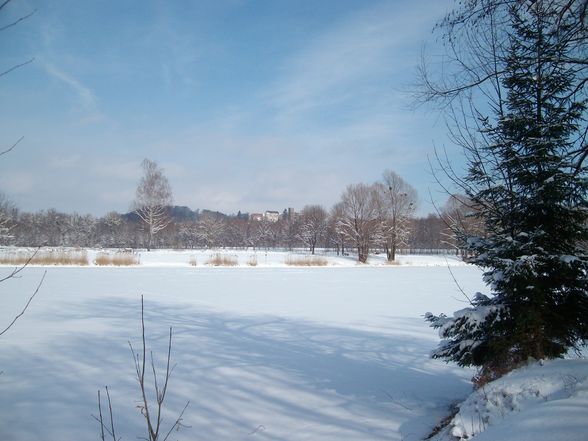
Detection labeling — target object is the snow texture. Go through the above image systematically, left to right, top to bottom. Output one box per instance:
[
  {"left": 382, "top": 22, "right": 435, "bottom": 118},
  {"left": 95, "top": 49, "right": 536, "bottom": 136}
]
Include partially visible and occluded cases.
[
  {"left": 0, "top": 250, "right": 585, "bottom": 440},
  {"left": 430, "top": 359, "right": 588, "bottom": 441}
]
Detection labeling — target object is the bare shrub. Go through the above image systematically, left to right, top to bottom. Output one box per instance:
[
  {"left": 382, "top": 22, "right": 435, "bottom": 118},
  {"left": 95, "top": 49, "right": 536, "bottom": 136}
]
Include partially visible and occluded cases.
[
  {"left": 0, "top": 248, "right": 88, "bottom": 266},
  {"left": 94, "top": 250, "right": 140, "bottom": 266},
  {"left": 206, "top": 253, "right": 238, "bottom": 266},
  {"left": 247, "top": 255, "right": 258, "bottom": 266},
  {"left": 285, "top": 255, "right": 328, "bottom": 266},
  {"left": 94, "top": 296, "right": 189, "bottom": 440}
]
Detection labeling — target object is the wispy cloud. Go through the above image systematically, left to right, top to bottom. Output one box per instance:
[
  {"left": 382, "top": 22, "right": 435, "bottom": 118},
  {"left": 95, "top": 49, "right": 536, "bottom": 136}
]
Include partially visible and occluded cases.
[
  {"left": 265, "top": 2, "right": 442, "bottom": 124},
  {"left": 44, "top": 62, "right": 102, "bottom": 121},
  {"left": 49, "top": 154, "right": 81, "bottom": 169},
  {"left": 90, "top": 160, "right": 141, "bottom": 181},
  {"left": 0, "top": 171, "right": 36, "bottom": 195}
]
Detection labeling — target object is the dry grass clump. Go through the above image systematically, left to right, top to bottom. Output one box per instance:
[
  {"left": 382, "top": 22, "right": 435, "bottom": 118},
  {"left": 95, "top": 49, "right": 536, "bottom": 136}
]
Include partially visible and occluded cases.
[
  {"left": 0, "top": 248, "right": 89, "bottom": 266},
  {"left": 94, "top": 250, "right": 140, "bottom": 266},
  {"left": 206, "top": 253, "right": 238, "bottom": 266},
  {"left": 189, "top": 255, "right": 198, "bottom": 266},
  {"left": 247, "top": 255, "right": 258, "bottom": 266},
  {"left": 285, "top": 255, "right": 328, "bottom": 266}
]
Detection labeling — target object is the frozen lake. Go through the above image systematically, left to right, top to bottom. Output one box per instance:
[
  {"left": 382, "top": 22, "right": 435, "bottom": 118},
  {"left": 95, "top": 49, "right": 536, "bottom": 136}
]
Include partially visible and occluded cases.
[{"left": 0, "top": 264, "right": 485, "bottom": 441}]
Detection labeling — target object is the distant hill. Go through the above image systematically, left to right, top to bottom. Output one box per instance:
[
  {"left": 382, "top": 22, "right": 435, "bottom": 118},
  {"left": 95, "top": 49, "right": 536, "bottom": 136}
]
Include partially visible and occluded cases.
[{"left": 123, "top": 206, "right": 232, "bottom": 223}]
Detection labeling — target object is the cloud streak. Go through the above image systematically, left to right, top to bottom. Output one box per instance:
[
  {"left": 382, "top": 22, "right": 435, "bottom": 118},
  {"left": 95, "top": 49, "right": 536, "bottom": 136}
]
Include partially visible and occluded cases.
[
  {"left": 264, "top": 1, "right": 445, "bottom": 126},
  {"left": 44, "top": 62, "right": 103, "bottom": 122}
]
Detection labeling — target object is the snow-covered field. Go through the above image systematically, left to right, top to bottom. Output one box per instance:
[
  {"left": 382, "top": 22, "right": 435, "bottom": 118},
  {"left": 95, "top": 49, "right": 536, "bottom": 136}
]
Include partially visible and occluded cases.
[
  {"left": 0, "top": 247, "right": 469, "bottom": 268},
  {"left": 0, "top": 251, "right": 586, "bottom": 440}
]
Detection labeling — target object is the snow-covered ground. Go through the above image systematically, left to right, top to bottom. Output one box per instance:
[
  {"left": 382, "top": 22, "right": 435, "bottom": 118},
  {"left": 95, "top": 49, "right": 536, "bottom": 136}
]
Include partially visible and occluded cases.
[
  {"left": 0, "top": 246, "right": 468, "bottom": 268},
  {"left": 133, "top": 249, "right": 467, "bottom": 268},
  {"left": 0, "top": 252, "right": 585, "bottom": 440},
  {"left": 431, "top": 358, "right": 588, "bottom": 441}
]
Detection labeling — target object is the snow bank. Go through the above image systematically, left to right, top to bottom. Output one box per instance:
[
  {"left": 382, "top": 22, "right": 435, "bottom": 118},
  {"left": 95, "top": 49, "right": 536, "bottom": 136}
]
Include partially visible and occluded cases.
[{"left": 431, "top": 358, "right": 588, "bottom": 441}]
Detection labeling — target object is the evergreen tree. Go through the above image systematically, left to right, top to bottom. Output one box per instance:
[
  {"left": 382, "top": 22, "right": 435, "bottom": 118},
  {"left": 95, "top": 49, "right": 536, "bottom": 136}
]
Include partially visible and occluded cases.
[{"left": 426, "top": 2, "right": 588, "bottom": 384}]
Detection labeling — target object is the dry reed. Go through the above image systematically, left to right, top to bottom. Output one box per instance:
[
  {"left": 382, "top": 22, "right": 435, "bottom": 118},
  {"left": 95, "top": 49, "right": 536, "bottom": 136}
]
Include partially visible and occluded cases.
[
  {"left": 0, "top": 248, "right": 89, "bottom": 266},
  {"left": 94, "top": 251, "right": 140, "bottom": 266},
  {"left": 206, "top": 253, "right": 238, "bottom": 266},
  {"left": 247, "top": 255, "right": 258, "bottom": 266},
  {"left": 285, "top": 255, "right": 328, "bottom": 266}
]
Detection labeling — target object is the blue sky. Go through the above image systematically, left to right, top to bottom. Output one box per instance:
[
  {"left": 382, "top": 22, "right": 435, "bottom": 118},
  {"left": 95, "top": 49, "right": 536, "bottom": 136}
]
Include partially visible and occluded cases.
[{"left": 0, "top": 0, "right": 459, "bottom": 216}]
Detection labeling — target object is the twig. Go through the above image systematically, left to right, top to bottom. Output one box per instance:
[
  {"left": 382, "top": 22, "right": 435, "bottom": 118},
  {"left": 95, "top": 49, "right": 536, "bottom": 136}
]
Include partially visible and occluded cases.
[
  {"left": 0, "top": 8, "right": 36, "bottom": 32},
  {"left": 0, "top": 57, "right": 34, "bottom": 78},
  {"left": 0, "top": 135, "right": 24, "bottom": 157},
  {"left": 0, "top": 246, "right": 42, "bottom": 283},
  {"left": 444, "top": 256, "right": 473, "bottom": 305},
  {"left": 0, "top": 270, "right": 45, "bottom": 336},
  {"left": 128, "top": 296, "right": 189, "bottom": 440},
  {"left": 106, "top": 386, "right": 117, "bottom": 441},
  {"left": 92, "top": 387, "right": 117, "bottom": 441},
  {"left": 97, "top": 390, "right": 106, "bottom": 441},
  {"left": 381, "top": 390, "right": 414, "bottom": 411},
  {"left": 162, "top": 401, "right": 191, "bottom": 441}
]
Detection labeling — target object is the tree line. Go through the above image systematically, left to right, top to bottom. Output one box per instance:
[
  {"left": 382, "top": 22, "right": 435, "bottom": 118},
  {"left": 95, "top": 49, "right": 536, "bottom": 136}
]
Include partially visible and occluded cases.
[{"left": 0, "top": 169, "right": 477, "bottom": 262}]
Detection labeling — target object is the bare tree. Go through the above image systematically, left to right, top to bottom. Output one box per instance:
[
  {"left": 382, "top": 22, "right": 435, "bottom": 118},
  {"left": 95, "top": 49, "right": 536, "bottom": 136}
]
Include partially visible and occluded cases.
[
  {"left": 133, "top": 159, "right": 173, "bottom": 251},
  {"left": 376, "top": 171, "right": 417, "bottom": 262},
  {"left": 338, "top": 183, "right": 381, "bottom": 263},
  {"left": 0, "top": 191, "right": 17, "bottom": 244},
  {"left": 440, "top": 194, "right": 485, "bottom": 256},
  {"left": 329, "top": 202, "right": 346, "bottom": 256},
  {"left": 297, "top": 205, "right": 327, "bottom": 255},
  {"left": 196, "top": 214, "right": 226, "bottom": 248}
]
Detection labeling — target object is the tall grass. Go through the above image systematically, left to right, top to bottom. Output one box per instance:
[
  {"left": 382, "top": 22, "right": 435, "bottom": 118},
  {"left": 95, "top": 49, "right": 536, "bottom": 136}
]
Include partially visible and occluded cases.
[
  {"left": 0, "top": 248, "right": 89, "bottom": 266},
  {"left": 94, "top": 250, "right": 140, "bottom": 266},
  {"left": 206, "top": 253, "right": 238, "bottom": 266},
  {"left": 285, "top": 255, "right": 328, "bottom": 266}
]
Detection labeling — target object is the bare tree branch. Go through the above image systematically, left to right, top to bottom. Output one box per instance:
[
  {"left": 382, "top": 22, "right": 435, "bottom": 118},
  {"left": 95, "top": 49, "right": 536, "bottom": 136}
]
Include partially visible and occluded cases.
[
  {"left": 0, "top": 7, "right": 35, "bottom": 32},
  {"left": 0, "top": 57, "right": 34, "bottom": 79},
  {"left": 0, "top": 135, "right": 24, "bottom": 157},
  {"left": 0, "top": 246, "right": 41, "bottom": 283},
  {"left": 0, "top": 269, "right": 45, "bottom": 337}
]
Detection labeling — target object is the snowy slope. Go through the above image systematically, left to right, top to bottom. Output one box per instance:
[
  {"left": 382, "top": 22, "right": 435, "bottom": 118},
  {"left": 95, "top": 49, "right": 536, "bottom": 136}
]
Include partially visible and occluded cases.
[{"left": 430, "top": 359, "right": 588, "bottom": 441}]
